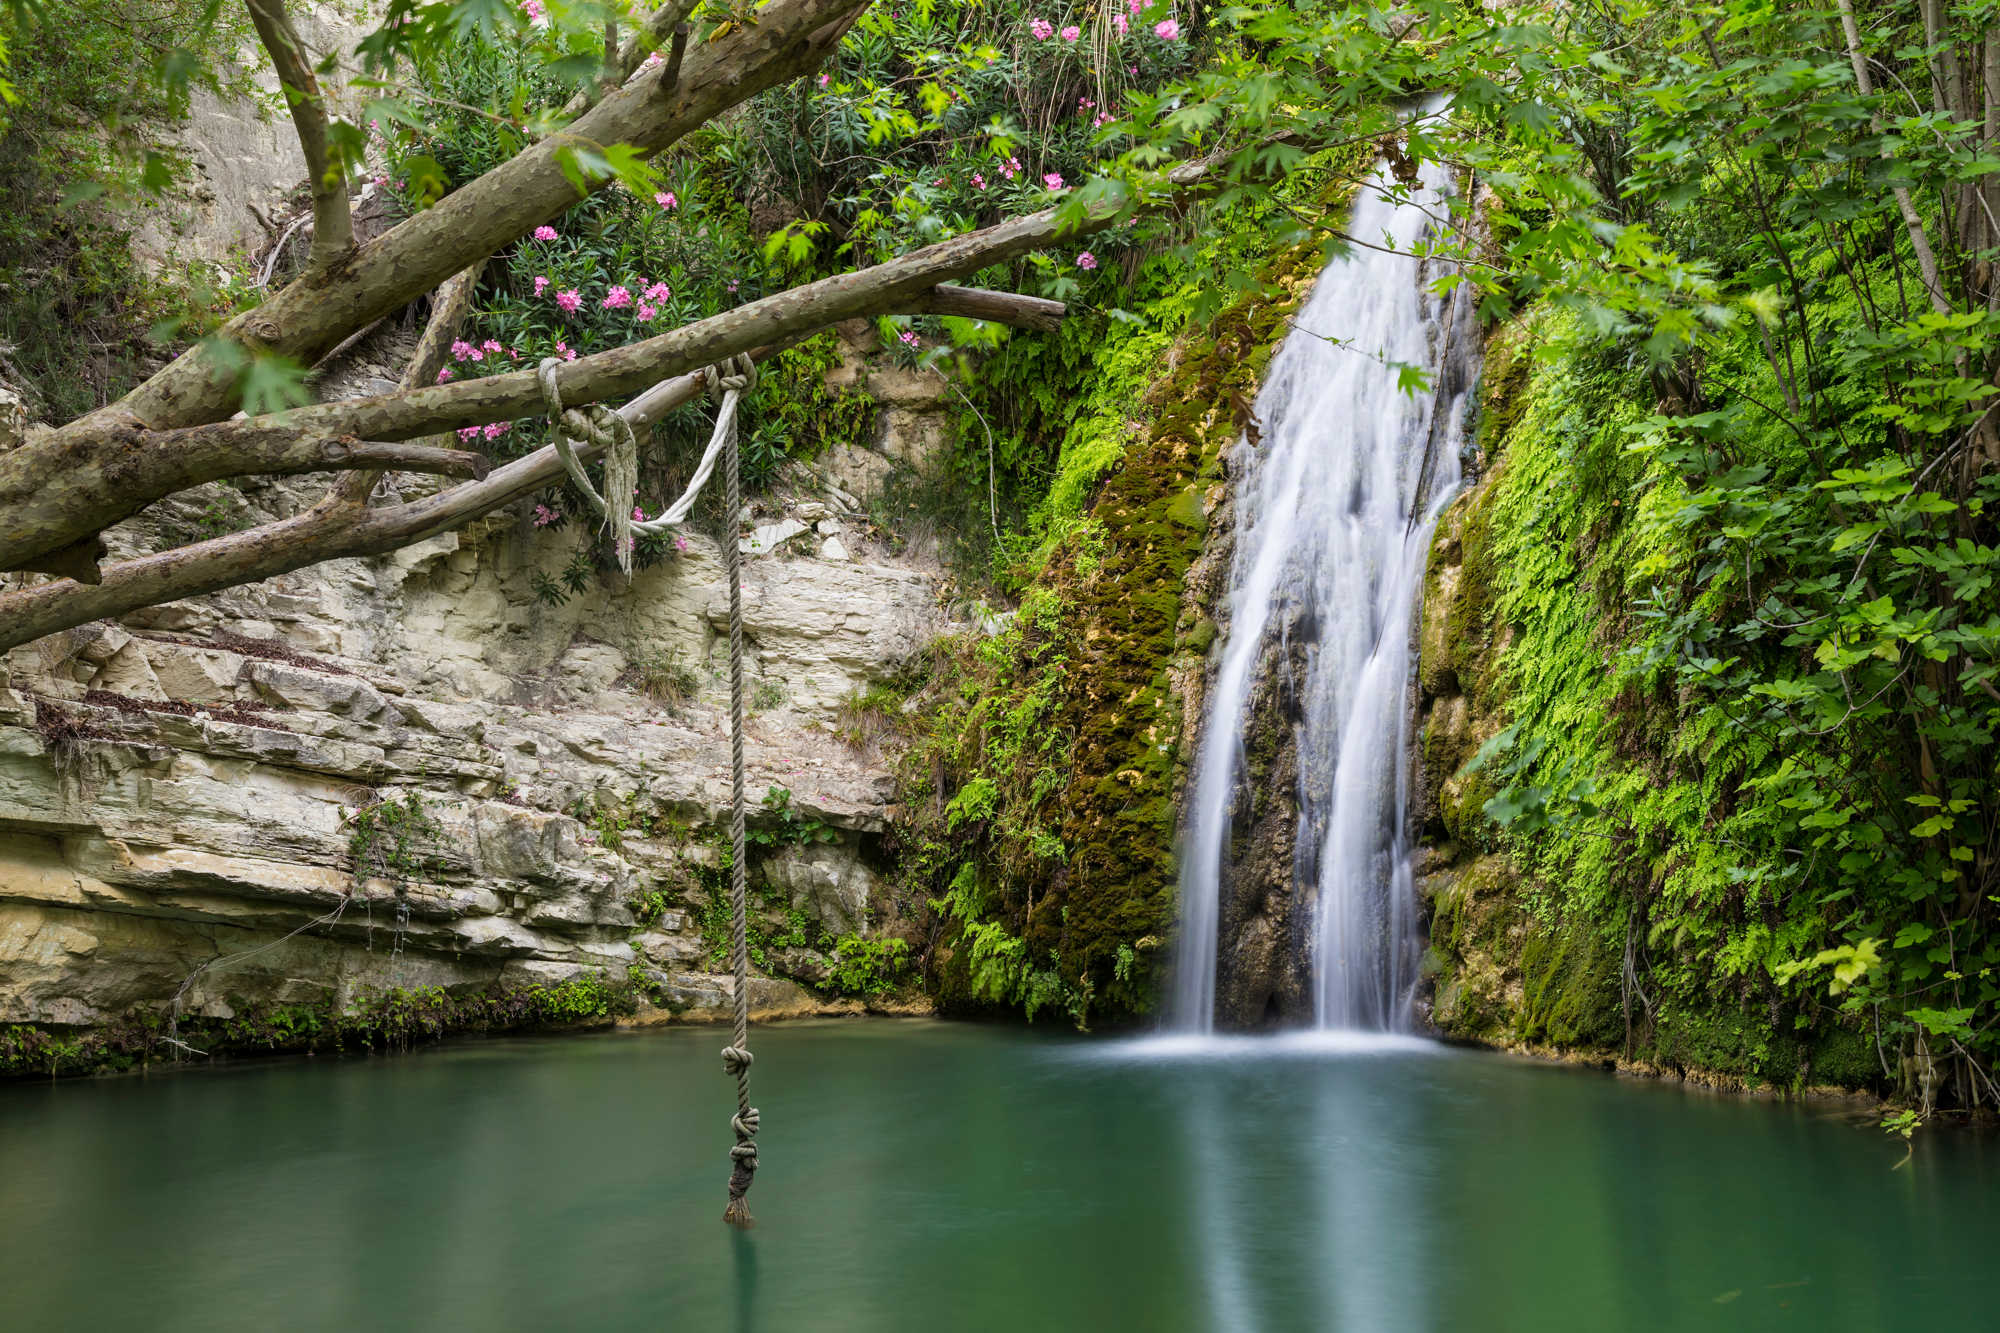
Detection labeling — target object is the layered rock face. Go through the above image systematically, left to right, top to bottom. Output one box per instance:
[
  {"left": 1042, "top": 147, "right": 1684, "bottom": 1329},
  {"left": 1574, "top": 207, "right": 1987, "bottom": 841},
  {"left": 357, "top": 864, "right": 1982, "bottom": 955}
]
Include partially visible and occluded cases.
[{"left": 3, "top": 333, "right": 967, "bottom": 1039}]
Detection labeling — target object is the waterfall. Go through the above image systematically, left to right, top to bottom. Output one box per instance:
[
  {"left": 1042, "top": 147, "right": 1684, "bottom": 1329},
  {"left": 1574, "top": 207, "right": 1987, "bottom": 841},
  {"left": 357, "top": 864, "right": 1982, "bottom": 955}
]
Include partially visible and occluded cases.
[{"left": 1171, "top": 162, "right": 1475, "bottom": 1034}]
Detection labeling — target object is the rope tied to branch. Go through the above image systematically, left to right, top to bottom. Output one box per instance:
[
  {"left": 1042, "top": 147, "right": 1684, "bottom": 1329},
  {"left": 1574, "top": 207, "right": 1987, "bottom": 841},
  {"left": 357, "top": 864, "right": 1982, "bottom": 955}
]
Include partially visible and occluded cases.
[
  {"left": 536, "top": 351, "right": 765, "bottom": 1227},
  {"left": 535, "top": 354, "right": 758, "bottom": 573}
]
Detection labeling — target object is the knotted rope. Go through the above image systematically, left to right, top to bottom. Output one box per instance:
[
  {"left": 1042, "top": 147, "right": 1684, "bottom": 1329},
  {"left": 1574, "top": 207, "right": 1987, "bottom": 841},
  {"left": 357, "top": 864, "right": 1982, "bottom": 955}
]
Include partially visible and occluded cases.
[
  {"left": 535, "top": 353, "right": 757, "bottom": 571},
  {"left": 536, "top": 353, "right": 763, "bottom": 1228},
  {"left": 714, "top": 359, "right": 760, "bottom": 1230}
]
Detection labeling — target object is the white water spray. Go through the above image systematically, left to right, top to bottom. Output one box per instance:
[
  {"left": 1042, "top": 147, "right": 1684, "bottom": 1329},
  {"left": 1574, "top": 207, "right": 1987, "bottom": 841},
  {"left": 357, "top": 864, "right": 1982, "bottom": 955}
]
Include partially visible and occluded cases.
[{"left": 1171, "top": 162, "right": 1473, "bottom": 1034}]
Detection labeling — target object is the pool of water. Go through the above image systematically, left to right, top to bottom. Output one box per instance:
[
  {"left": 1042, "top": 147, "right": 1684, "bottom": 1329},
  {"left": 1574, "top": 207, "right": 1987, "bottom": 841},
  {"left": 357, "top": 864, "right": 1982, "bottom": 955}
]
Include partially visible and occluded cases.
[{"left": 2, "top": 1020, "right": 1992, "bottom": 1331}]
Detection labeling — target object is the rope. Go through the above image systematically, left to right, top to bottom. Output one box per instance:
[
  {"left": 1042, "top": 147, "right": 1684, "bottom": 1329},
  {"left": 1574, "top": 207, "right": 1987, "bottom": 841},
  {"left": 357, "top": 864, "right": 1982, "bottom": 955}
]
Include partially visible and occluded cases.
[
  {"left": 536, "top": 354, "right": 763, "bottom": 1228},
  {"left": 536, "top": 355, "right": 757, "bottom": 572},
  {"left": 716, "top": 361, "right": 759, "bottom": 1230}
]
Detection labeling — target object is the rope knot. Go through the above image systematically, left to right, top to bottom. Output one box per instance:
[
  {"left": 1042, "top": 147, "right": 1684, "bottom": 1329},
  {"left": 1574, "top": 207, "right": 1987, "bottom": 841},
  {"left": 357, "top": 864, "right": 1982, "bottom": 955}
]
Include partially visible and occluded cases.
[
  {"left": 702, "top": 352, "right": 759, "bottom": 402},
  {"left": 722, "top": 1044, "right": 754, "bottom": 1076},
  {"left": 732, "top": 1108, "right": 760, "bottom": 1139}
]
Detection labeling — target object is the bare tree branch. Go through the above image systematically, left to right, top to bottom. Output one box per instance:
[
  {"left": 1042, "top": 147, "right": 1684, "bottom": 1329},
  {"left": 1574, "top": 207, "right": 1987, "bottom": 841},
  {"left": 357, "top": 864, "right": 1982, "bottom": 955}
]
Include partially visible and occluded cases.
[
  {"left": 246, "top": 0, "right": 353, "bottom": 270},
  {"left": 563, "top": 0, "right": 701, "bottom": 118},
  {"left": 1, "top": 276, "right": 1072, "bottom": 570},
  {"left": 0, "top": 342, "right": 796, "bottom": 652}
]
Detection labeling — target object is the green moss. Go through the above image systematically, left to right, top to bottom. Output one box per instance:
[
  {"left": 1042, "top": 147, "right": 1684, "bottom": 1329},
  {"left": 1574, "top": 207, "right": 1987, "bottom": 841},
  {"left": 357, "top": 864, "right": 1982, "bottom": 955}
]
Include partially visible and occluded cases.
[
  {"left": 1416, "top": 309, "right": 1885, "bottom": 1093},
  {"left": 0, "top": 972, "right": 655, "bottom": 1081}
]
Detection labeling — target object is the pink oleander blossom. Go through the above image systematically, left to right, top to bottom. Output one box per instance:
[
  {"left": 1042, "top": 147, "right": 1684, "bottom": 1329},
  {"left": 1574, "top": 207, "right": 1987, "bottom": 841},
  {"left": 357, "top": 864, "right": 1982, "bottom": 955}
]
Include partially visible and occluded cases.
[
  {"left": 522, "top": 0, "right": 544, "bottom": 20},
  {"left": 1128, "top": 0, "right": 1143, "bottom": 14},
  {"left": 1112, "top": 13, "right": 1127, "bottom": 36},
  {"left": 1029, "top": 18, "right": 1053, "bottom": 39},
  {"left": 1154, "top": 18, "right": 1179, "bottom": 39},
  {"left": 1060, "top": 24, "right": 1080, "bottom": 41},
  {"left": 642, "top": 51, "right": 662, "bottom": 67},
  {"left": 817, "top": 73, "right": 830, "bottom": 87},
  {"left": 972, "top": 172, "right": 986, "bottom": 190},
  {"left": 1044, "top": 172, "right": 1064, "bottom": 189},
  {"left": 655, "top": 191, "right": 677, "bottom": 210},
  {"left": 533, "top": 225, "right": 558, "bottom": 241},
  {"left": 1076, "top": 251, "right": 1098, "bottom": 270},
  {"left": 534, "top": 275, "right": 550, "bottom": 296},
  {"left": 727, "top": 279, "right": 739, "bottom": 293},
  {"left": 643, "top": 281, "right": 671, "bottom": 301},
  {"left": 603, "top": 285, "right": 633, "bottom": 310},
  {"left": 556, "top": 288, "right": 582, "bottom": 313},
  {"left": 636, "top": 302, "right": 658, "bottom": 322},
  {"left": 899, "top": 330, "right": 919, "bottom": 346},
  {"left": 483, "top": 339, "right": 502, "bottom": 354},
  {"left": 436, "top": 367, "right": 453, "bottom": 383},
  {"left": 483, "top": 422, "right": 509, "bottom": 441},
  {"left": 458, "top": 426, "right": 481, "bottom": 442},
  {"left": 532, "top": 504, "right": 559, "bottom": 527},
  {"left": 632, "top": 505, "right": 647, "bottom": 521},
  {"left": 673, "top": 534, "right": 690, "bottom": 552}
]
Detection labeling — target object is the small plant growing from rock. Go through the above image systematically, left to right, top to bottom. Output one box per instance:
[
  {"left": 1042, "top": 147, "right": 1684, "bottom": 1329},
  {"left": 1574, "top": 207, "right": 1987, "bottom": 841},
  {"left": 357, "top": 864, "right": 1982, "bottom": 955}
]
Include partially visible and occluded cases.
[{"left": 344, "top": 790, "right": 448, "bottom": 884}]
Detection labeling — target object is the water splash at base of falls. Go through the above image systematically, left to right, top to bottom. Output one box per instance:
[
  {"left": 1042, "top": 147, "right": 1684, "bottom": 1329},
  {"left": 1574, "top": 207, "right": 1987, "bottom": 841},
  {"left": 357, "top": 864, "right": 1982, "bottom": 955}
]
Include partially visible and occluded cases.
[{"left": 1171, "top": 162, "right": 1477, "bottom": 1035}]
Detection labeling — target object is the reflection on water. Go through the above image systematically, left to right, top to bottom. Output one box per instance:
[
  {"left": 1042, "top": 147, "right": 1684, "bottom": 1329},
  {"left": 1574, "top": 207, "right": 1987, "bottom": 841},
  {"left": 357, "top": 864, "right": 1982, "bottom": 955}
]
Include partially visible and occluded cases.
[{"left": 2, "top": 1020, "right": 1994, "bottom": 1333}]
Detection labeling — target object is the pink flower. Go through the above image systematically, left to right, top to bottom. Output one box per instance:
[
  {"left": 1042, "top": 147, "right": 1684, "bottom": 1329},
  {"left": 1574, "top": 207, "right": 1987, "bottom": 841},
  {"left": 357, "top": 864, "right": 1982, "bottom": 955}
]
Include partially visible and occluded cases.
[
  {"left": 522, "top": 0, "right": 544, "bottom": 20},
  {"left": 1127, "top": 0, "right": 1143, "bottom": 14},
  {"left": 1112, "top": 13, "right": 1127, "bottom": 36},
  {"left": 1029, "top": 18, "right": 1053, "bottom": 39},
  {"left": 1154, "top": 18, "right": 1179, "bottom": 39},
  {"left": 1060, "top": 24, "right": 1080, "bottom": 41},
  {"left": 643, "top": 51, "right": 662, "bottom": 67},
  {"left": 1130, "top": 64, "right": 1138, "bottom": 75},
  {"left": 817, "top": 73, "right": 830, "bottom": 87},
  {"left": 1080, "top": 98, "right": 1095, "bottom": 109},
  {"left": 1094, "top": 112, "right": 1112, "bottom": 128},
  {"left": 972, "top": 172, "right": 986, "bottom": 190},
  {"left": 1044, "top": 172, "right": 1065, "bottom": 189},
  {"left": 372, "top": 174, "right": 389, "bottom": 188},
  {"left": 655, "top": 191, "right": 677, "bottom": 210},
  {"left": 533, "top": 225, "right": 558, "bottom": 241},
  {"left": 1076, "top": 251, "right": 1097, "bottom": 270},
  {"left": 534, "top": 276, "right": 550, "bottom": 297},
  {"left": 727, "top": 279, "right": 739, "bottom": 293},
  {"left": 643, "top": 281, "right": 671, "bottom": 301},
  {"left": 603, "top": 285, "right": 633, "bottom": 310},
  {"left": 556, "top": 289, "right": 582, "bottom": 313},
  {"left": 636, "top": 303, "right": 658, "bottom": 322},
  {"left": 898, "top": 330, "right": 919, "bottom": 346},
  {"left": 451, "top": 339, "right": 474, "bottom": 362},
  {"left": 483, "top": 339, "right": 502, "bottom": 354},
  {"left": 564, "top": 347, "right": 577, "bottom": 362},
  {"left": 436, "top": 367, "right": 453, "bottom": 383},
  {"left": 483, "top": 422, "right": 509, "bottom": 441},
  {"left": 458, "top": 426, "right": 481, "bottom": 442},
  {"left": 533, "top": 504, "right": 559, "bottom": 528},
  {"left": 632, "top": 506, "right": 647, "bottom": 521},
  {"left": 673, "top": 534, "right": 690, "bottom": 552}
]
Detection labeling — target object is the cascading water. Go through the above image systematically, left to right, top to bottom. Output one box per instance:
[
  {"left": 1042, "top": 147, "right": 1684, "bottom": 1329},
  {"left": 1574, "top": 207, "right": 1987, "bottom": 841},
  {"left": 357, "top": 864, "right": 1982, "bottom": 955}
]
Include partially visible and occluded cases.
[{"left": 1171, "top": 160, "right": 1478, "bottom": 1035}]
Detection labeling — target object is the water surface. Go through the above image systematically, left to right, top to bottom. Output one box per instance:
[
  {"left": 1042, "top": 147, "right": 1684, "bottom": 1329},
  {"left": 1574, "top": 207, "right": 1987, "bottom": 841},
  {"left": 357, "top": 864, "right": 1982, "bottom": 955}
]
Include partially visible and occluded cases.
[{"left": 2, "top": 1020, "right": 1990, "bottom": 1331}]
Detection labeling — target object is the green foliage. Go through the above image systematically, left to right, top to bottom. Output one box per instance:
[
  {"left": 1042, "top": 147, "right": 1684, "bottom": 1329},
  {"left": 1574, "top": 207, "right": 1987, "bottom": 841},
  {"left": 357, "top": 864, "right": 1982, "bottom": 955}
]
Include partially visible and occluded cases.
[
  {"left": 0, "top": 0, "right": 251, "bottom": 421},
  {"left": 345, "top": 790, "right": 449, "bottom": 883},
  {"left": 825, "top": 935, "right": 909, "bottom": 995},
  {"left": 0, "top": 970, "right": 652, "bottom": 1079}
]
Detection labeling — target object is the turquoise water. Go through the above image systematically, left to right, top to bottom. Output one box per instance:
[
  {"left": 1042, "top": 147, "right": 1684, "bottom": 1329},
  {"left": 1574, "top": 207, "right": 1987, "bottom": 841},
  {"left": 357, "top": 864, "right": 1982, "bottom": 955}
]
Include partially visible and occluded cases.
[{"left": 1, "top": 1020, "right": 1992, "bottom": 1331}]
